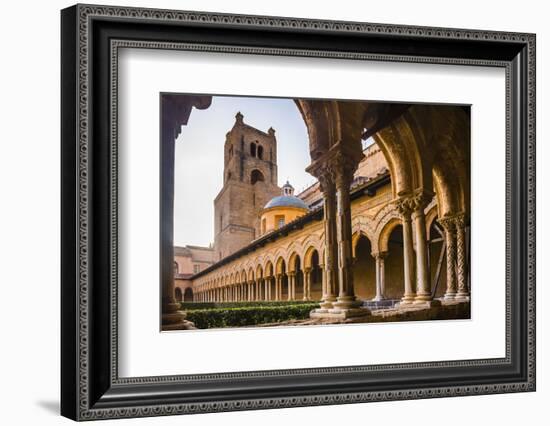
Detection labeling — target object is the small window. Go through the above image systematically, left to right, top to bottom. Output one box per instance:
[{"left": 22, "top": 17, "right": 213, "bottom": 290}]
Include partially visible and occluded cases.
[
  {"left": 250, "top": 142, "right": 257, "bottom": 157},
  {"left": 257, "top": 145, "right": 264, "bottom": 160},
  {"left": 250, "top": 169, "right": 265, "bottom": 185},
  {"left": 276, "top": 215, "right": 285, "bottom": 229},
  {"left": 261, "top": 218, "right": 267, "bottom": 234},
  {"left": 174, "top": 261, "right": 179, "bottom": 275},
  {"left": 193, "top": 265, "right": 201, "bottom": 274}
]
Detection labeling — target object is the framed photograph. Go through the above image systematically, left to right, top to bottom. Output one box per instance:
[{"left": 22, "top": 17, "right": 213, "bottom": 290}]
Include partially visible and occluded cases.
[{"left": 61, "top": 4, "right": 536, "bottom": 421}]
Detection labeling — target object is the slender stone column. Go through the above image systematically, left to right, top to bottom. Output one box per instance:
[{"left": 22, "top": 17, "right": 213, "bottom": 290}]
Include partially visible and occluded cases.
[
  {"left": 333, "top": 160, "right": 360, "bottom": 309},
  {"left": 318, "top": 175, "right": 338, "bottom": 310},
  {"left": 412, "top": 193, "right": 433, "bottom": 303},
  {"left": 397, "top": 199, "right": 416, "bottom": 304},
  {"left": 455, "top": 214, "right": 469, "bottom": 299},
  {"left": 440, "top": 216, "right": 457, "bottom": 299},
  {"left": 372, "top": 252, "right": 387, "bottom": 301},
  {"left": 320, "top": 263, "right": 326, "bottom": 302},
  {"left": 303, "top": 267, "right": 312, "bottom": 301},
  {"left": 288, "top": 272, "right": 296, "bottom": 301},
  {"left": 275, "top": 274, "right": 282, "bottom": 301}
]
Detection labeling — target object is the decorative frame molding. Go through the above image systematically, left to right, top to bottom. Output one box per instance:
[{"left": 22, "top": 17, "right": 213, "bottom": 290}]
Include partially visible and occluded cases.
[{"left": 61, "top": 4, "right": 535, "bottom": 421}]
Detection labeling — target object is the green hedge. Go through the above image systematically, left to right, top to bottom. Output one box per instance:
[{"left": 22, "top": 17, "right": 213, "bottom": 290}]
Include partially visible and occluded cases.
[
  {"left": 180, "top": 300, "right": 317, "bottom": 311},
  {"left": 185, "top": 303, "right": 319, "bottom": 329}
]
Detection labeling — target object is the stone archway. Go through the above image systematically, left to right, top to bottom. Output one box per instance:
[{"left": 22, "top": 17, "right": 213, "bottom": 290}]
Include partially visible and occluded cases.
[
  {"left": 384, "top": 225, "right": 406, "bottom": 300},
  {"left": 352, "top": 234, "right": 376, "bottom": 300},
  {"left": 174, "top": 287, "right": 183, "bottom": 302},
  {"left": 183, "top": 287, "right": 193, "bottom": 302}
]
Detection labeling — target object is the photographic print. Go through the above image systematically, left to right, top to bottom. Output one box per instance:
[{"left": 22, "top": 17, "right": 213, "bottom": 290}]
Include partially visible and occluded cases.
[
  {"left": 61, "top": 6, "right": 535, "bottom": 419},
  {"left": 161, "top": 94, "right": 471, "bottom": 331}
]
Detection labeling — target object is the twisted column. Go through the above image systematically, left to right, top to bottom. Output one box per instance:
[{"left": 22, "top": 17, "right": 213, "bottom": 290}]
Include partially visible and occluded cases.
[
  {"left": 455, "top": 213, "right": 469, "bottom": 299},
  {"left": 439, "top": 215, "right": 458, "bottom": 300}
]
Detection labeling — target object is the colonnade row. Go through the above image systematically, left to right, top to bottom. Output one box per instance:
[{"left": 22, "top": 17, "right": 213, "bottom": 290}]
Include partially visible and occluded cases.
[{"left": 195, "top": 268, "right": 319, "bottom": 302}]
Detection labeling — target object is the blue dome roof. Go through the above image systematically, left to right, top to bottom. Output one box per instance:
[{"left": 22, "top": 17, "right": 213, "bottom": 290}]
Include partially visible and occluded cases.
[{"left": 264, "top": 195, "right": 308, "bottom": 210}]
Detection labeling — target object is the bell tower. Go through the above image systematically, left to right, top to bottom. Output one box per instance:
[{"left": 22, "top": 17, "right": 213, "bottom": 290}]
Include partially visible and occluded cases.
[{"left": 213, "top": 112, "right": 281, "bottom": 260}]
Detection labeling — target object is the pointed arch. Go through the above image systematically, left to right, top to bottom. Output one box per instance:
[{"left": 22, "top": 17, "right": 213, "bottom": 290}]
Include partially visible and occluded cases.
[{"left": 378, "top": 217, "right": 403, "bottom": 253}]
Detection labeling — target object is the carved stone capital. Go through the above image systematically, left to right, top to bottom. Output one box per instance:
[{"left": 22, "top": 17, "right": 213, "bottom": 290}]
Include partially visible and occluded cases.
[
  {"left": 306, "top": 140, "right": 363, "bottom": 193},
  {"left": 397, "top": 189, "right": 434, "bottom": 218},
  {"left": 395, "top": 197, "right": 414, "bottom": 218},
  {"left": 439, "top": 211, "right": 467, "bottom": 232},
  {"left": 453, "top": 212, "right": 466, "bottom": 230},
  {"left": 438, "top": 215, "right": 457, "bottom": 233}
]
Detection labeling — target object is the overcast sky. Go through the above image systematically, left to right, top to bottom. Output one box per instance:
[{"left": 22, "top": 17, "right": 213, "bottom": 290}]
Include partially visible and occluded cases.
[{"left": 173, "top": 95, "right": 315, "bottom": 247}]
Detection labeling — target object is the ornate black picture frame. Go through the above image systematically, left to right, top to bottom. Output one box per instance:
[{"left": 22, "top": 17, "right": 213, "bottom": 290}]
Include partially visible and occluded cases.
[{"left": 61, "top": 4, "right": 536, "bottom": 421}]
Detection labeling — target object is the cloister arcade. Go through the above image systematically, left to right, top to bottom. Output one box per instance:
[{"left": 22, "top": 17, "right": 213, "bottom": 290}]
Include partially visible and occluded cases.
[
  {"left": 162, "top": 95, "right": 470, "bottom": 326},
  {"left": 192, "top": 196, "right": 467, "bottom": 311}
]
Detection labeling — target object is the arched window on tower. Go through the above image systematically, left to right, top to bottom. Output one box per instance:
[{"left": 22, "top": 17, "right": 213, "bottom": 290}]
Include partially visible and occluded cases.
[
  {"left": 250, "top": 142, "right": 257, "bottom": 157},
  {"left": 257, "top": 145, "right": 264, "bottom": 159},
  {"left": 250, "top": 169, "right": 265, "bottom": 185},
  {"left": 174, "top": 261, "right": 179, "bottom": 276}
]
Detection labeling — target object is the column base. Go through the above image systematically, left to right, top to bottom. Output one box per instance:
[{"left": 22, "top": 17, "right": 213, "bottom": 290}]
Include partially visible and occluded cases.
[
  {"left": 413, "top": 292, "right": 440, "bottom": 307},
  {"left": 444, "top": 292, "right": 457, "bottom": 301},
  {"left": 454, "top": 293, "right": 470, "bottom": 302},
  {"left": 399, "top": 294, "right": 416, "bottom": 305},
  {"left": 371, "top": 295, "right": 386, "bottom": 302},
  {"left": 332, "top": 296, "right": 363, "bottom": 310},
  {"left": 317, "top": 297, "right": 337, "bottom": 312},
  {"left": 412, "top": 299, "right": 442, "bottom": 308},
  {"left": 310, "top": 307, "right": 371, "bottom": 320},
  {"left": 162, "top": 310, "right": 186, "bottom": 327}
]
